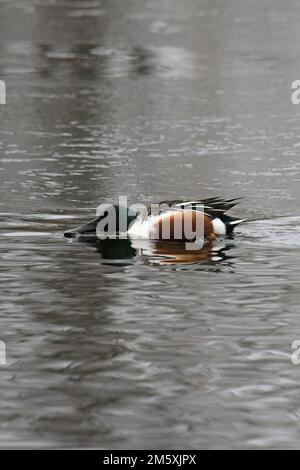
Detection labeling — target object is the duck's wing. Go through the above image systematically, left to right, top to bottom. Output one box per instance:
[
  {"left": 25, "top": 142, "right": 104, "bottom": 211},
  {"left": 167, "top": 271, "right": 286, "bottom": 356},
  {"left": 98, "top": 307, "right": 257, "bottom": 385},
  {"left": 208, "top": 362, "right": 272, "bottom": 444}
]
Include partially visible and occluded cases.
[
  {"left": 158, "top": 197, "right": 243, "bottom": 218},
  {"left": 158, "top": 197, "right": 245, "bottom": 233}
]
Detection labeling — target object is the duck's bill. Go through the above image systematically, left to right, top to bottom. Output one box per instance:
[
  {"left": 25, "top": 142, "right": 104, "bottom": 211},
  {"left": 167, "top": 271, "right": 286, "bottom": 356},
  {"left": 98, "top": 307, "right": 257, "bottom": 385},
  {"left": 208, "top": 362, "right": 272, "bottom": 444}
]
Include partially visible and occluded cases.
[{"left": 64, "top": 217, "right": 100, "bottom": 238}]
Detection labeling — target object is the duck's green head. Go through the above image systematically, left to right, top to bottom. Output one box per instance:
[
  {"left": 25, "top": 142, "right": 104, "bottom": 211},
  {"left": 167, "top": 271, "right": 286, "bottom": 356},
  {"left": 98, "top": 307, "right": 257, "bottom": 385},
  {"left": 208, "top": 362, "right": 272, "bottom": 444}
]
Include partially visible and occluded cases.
[{"left": 64, "top": 205, "right": 137, "bottom": 239}]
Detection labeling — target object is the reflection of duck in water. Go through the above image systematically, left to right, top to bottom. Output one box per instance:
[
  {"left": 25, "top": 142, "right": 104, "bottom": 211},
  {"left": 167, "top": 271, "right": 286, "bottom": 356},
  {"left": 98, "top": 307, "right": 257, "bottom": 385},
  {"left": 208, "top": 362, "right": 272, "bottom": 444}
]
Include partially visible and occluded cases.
[
  {"left": 64, "top": 197, "right": 245, "bottom": 241},
  {"left": 80, "top": 238, "right": 233, "bottom": 266},
  {"left": 130, "top": 239, "right": 232, "bottom": 266}
]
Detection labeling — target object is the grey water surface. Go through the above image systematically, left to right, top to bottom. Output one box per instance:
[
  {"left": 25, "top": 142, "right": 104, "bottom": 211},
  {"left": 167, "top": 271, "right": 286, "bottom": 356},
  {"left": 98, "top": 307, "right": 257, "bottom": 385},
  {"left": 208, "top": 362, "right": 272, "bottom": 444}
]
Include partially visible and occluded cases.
[{"left": 0, "top": 0, "right": 300, "bottom": 449}]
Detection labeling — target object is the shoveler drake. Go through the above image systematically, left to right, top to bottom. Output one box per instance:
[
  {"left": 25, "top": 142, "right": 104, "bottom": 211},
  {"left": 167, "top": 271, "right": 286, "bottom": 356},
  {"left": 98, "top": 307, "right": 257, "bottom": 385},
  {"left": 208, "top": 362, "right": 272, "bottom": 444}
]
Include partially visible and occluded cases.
[{"left": 64, "top": 197, "right": 245, "bottom": 241}]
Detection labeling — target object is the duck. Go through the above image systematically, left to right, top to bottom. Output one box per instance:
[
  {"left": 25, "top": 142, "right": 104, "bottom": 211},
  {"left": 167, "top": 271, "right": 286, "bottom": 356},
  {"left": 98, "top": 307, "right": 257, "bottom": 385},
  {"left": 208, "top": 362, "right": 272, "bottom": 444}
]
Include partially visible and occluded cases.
[{"left": 64, "top": 197, "right": 245, "bottom": 241}]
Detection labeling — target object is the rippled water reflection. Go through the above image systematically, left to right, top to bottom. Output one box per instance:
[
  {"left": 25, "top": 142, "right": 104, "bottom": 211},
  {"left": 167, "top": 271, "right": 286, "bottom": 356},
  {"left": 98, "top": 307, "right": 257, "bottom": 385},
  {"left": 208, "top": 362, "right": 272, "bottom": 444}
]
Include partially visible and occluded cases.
[{"left": 0, "top": 0, "right": 300, "bottom": 449}]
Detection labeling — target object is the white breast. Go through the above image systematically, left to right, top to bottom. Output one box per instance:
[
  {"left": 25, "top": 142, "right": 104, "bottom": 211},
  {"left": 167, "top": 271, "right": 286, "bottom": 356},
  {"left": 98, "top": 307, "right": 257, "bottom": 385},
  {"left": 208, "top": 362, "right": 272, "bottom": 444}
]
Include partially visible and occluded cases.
[
  {"left": 127, "top": 211, "right": 177, "bottom": 239},
  {"left": 127, "top": 216, "right": 158, "bottom": 239}
]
